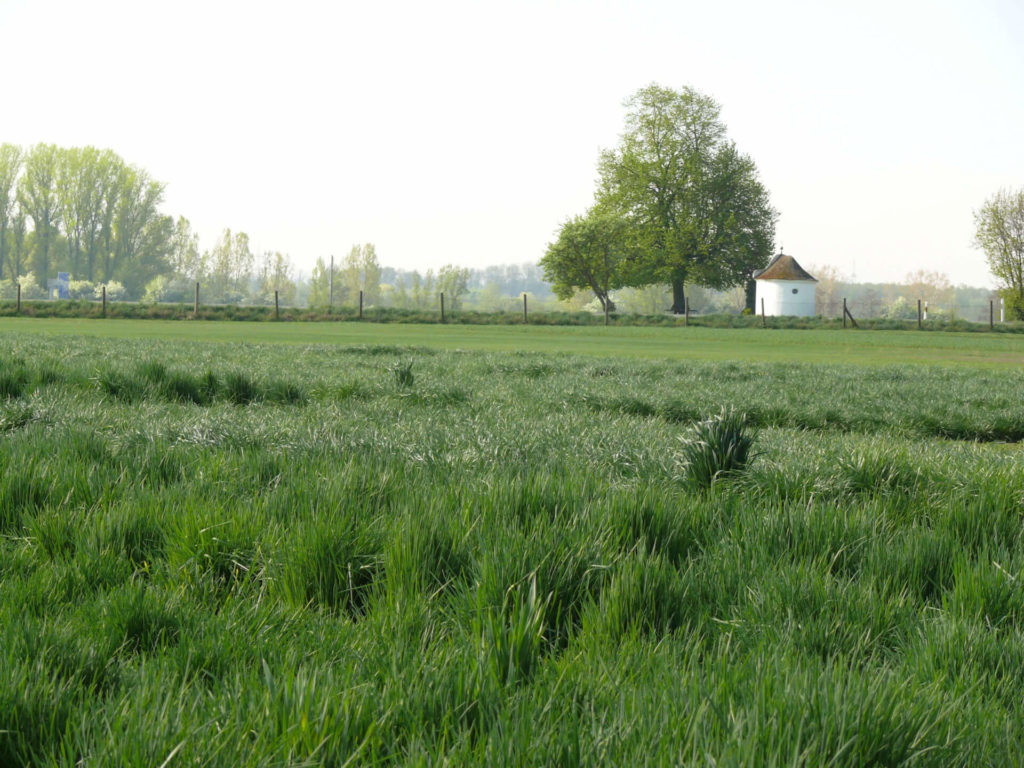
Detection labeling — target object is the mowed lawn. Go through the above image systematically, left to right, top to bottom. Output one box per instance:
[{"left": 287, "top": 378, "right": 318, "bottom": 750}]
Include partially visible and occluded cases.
[{"left": 2, "top": 316, "right": 1024, "bottom": 366}]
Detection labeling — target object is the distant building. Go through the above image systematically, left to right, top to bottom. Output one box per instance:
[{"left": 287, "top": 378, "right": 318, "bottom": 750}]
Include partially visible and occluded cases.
[
  {"left": 753, "top": 252, "right": 817, "bottom": 317},
  {"left": 47, "top": 272, "right": 70, "bottom": 300}
]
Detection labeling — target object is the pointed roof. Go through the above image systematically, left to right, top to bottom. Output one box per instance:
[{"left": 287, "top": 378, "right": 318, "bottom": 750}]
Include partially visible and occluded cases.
[{"left": 753, "top": 252, "right": 817, "bottom": 282}]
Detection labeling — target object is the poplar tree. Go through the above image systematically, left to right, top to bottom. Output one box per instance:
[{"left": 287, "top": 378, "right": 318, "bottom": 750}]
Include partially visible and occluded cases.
[{"left": 0, "top": 144, "right": 22, "bottom": 280}]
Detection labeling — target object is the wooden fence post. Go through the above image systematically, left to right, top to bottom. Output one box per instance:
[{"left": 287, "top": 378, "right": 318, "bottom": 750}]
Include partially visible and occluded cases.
[
  {"left": 194, "top": 282, "right": 200, "bottom": 315},
  {"left": 16, "top": 283, "right": 21, "bottom": 314},
  {"left": 102, "top": 285, "right": 107, "bottom": 318},
  {"left": 359, "top": 289, "right": 363, "bottom": 319},
  {"left": 274, "top": 290, "right": 279, "bottom": 320},
  {"left": 440, "top": 292, "right": 445, "bottom": 323},
  {"left": 523, "top": 293, "right": 528, "bottom": 324},
  {"left": 761, "top": 298, "right": 766, "bottom": 328},
  {"left": 842, "top": 299, "right": 859, "bottom": 328},
  {"left": 917, "top": 299, "right": 922, "bottom": 329},
  {"left": 991, "top": 300, "right": 995, "bottom": 330}
]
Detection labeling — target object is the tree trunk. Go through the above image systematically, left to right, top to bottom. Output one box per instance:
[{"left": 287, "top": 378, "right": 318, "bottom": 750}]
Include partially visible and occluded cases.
[
  {"left": 670, "top": 278, "right": 686, "bottom": 314},
  {"left": 745, "top": 278, "right": 757, "bottom": 313},
  {"left": 597, "top": 291, "right": 616, "bottom": 313}
]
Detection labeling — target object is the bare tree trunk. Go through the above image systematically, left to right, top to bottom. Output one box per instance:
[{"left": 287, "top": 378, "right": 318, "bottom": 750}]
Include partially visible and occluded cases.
[
  {"left": 670, "top": 278, "right": 686, "bottom": 314},
  {"left": 745, "top": 278, "right": 757, "bottom": 313},
  {"left": 597, "top": 291, "right": 616, "bottom": 313}
]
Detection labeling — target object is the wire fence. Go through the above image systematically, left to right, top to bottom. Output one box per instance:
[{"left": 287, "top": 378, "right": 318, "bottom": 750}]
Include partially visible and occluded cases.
[{"left": 2, "top": 280, "right": 1018, "bottom": 331}]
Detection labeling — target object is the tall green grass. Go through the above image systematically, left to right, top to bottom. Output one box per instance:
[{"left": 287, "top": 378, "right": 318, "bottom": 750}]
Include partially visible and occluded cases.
[{"left": 2, "top": 331, "right": 1024, "bottom": 764}]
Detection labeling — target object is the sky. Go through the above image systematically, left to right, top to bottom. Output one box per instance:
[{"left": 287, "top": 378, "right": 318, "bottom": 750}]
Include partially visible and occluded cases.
[{"left": 1, "top": 0, "right": 1022, "bottom": 286}]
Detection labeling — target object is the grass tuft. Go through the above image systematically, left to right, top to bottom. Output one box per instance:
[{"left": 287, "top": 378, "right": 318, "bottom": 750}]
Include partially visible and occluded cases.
[
  {"left": 392, "top": 360, "right": 415, "bottom": 388},
  {"left": 0, "top": 367, "right": 28, "bottom": 399},
  {"left": 224, "top": 371, "right": 259, "bottom": 405},
  {"left": 678, "top": 408, "right": 756, "bottom": 488},
  {"left": 474, "top": 575, "right": 549, "bottom": 688}
]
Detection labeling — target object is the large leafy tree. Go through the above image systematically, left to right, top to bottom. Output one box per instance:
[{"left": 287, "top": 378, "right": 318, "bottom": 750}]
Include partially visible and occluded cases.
[
  {"left": 597, "top": 84, "right": 776, "bottom": 313},
  {"left": 975, "top": 188, "right": 1024, "bottom": 319},
  {"left": 541, "top": 210, "right": 630, "bottom": 312}
]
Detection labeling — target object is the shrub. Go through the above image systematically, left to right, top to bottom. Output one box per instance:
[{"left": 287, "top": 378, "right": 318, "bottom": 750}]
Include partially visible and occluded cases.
[
  {"left": 68, "top": 280, "right": 95, "bottom": 300},
  {"left": 93, "top": 281, "right": 126, "bottom": 302}
]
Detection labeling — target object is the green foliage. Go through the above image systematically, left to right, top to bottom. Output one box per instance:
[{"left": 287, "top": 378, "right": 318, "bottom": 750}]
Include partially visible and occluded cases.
[
  {"left": 596, "top": 84, "right": 776, "bottom": 310},
  {"left": 0, "top": 143, "right": 23, "bottom": 282},
  {"left": 12, "top": 143, "right": 172, "bottom": 294},
  {"left": 975, "top": 187, "right": 1024, "bottom": 319},
  {"left": 540, "top": 210, "right": 629, "bottom": 312},
  {"left": 205, "top": 229, "right": 253, "bottom": 303},
  {"left": 342, "top": 243, "right": 381, "bottom": 307},
  {"left": 256, "top": 250, "right": 297, "bottom": 306},
  {"left": 308, "top": 255, "right": 332, "bottom": 307},
  {"left": 438, "top": 264, "right": 471, "bottom": 310},
  {"left": 884, "top": 295, "right": 918, "bottom": 320}
]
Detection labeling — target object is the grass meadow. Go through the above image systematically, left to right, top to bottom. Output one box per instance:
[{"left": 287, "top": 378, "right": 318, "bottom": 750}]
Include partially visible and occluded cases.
[
  {"left": 3, "top": 316, "right": 1024, "bottom": 366},
  {"left": 3, "top": 326, "right": 1024, "bottom": 765}
]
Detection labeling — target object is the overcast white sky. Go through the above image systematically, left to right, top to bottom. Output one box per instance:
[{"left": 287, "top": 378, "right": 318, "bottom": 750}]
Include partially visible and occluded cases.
[{"left": 2, "top": 0, "right": 1022, "bottom": 286}]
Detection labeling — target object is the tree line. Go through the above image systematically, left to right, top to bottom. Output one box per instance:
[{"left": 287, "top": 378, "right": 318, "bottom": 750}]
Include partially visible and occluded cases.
[
  {"left": 3, "top": 133, "right": 1013, "bottom": 317},
  {"left": 0, "top": 142, "right": 520, "bottom": 310},
  {"left": 0, "top": 142, "right": 305, "bottom": 305},
  {"left": 0, "top": 143, "right": 170, "bottom": 295}
]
